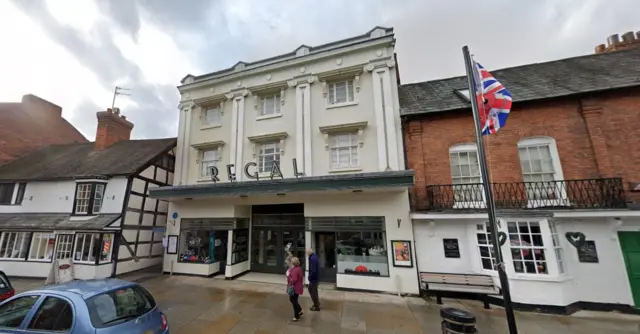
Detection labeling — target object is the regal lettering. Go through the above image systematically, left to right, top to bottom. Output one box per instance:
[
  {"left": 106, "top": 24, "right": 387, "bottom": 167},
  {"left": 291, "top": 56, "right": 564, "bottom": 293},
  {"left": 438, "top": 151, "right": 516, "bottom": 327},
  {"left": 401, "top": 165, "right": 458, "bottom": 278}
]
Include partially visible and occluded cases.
[{"left": 210, "top": 158, "right": 304, "bottom": 183}]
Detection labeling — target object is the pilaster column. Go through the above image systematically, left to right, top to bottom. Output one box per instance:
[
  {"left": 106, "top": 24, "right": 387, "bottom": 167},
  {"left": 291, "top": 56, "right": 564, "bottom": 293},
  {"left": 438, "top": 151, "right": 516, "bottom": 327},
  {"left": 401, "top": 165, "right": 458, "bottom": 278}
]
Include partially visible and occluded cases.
[
  {"left": 365, "top": 60, "right": 399, "bottom": 171},
  {"left": 288, "top": 76, "right": 315, "bottom": 176},
  {"left": 226, "top": 89, "right": 249, "bottom": 181},
  {"left": 580, "top": 99, "right": 614, "bottom": 177},
  {"left": 176, "top": 101, "right": 194, "bottom": 185}
]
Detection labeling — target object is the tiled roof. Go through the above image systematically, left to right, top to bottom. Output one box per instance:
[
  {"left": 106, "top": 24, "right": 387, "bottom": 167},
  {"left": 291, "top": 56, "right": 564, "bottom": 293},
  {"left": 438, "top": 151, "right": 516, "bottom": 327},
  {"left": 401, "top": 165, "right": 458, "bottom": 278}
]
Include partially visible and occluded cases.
[
  {"left": 399, "top": 48, "right": 640, "bottom": 116},
  {"left": 0, "top": 103, "right": 88, "bottom": 165},
  {"left": 0, "top": 138, "right": 176, "bottom": 181},
  {"left": 0, "top": 213, "right": 120, "bottom": 231}
]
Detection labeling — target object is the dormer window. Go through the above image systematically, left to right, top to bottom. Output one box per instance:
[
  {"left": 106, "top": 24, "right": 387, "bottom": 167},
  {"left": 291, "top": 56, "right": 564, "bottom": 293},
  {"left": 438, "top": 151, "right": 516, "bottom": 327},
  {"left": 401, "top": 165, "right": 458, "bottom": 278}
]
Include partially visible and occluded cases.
[
  {"left": 328, "top": 80, "right": 354, "bottom": 105},
  {"left": 73, "top": 183, "right": 106, "bottom": 215}
]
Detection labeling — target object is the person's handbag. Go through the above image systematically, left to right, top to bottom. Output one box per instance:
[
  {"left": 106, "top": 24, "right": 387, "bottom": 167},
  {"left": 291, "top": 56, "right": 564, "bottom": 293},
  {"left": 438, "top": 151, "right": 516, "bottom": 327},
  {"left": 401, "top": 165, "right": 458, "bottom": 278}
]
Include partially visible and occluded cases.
[{"left": 286, "top": 285, "right": 295, "bottom": 296}]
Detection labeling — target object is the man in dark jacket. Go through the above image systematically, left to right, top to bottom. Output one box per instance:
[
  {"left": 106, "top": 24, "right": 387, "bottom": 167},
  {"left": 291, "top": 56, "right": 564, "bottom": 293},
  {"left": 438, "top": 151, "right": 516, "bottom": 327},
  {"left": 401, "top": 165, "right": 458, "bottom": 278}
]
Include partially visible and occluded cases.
[{"left": 306, "top": 248, "right": 321, "bottom": 311}]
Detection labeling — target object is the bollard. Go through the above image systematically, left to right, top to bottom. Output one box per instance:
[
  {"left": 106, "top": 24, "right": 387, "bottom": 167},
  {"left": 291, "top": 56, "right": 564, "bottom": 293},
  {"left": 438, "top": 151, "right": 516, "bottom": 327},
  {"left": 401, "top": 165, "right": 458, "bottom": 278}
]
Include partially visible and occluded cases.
[{"left": 440, "top": 307, "right": 477, "bottom": 334}]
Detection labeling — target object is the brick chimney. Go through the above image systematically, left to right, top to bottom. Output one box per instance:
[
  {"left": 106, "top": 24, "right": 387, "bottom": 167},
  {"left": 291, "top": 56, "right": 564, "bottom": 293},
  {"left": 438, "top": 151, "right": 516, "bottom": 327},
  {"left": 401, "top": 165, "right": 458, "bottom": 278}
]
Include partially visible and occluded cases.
[
  {"left": 595, "top": 30, "right": 640, "bottom": 53},
  {"left": 95, "top": 108, "right": 134, "bottom": 150}
]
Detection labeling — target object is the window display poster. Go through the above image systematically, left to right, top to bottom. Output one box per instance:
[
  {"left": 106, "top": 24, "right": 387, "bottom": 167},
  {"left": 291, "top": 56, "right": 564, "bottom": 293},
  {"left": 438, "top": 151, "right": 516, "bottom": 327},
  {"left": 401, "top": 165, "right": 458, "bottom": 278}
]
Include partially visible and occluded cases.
[
  {"left": 167, "top": 235, "right": 178, "bottom": 255},
  {"left": 391, "top": 240, "right": 413, "bottom": 268}
]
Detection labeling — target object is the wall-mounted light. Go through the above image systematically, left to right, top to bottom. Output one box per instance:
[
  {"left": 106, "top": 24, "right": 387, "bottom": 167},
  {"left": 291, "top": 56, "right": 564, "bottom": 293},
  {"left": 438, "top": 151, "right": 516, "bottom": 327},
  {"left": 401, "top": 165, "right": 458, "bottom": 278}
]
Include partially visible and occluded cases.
[
  {"left": 352, "top": 190, "right": 363, "bottom": 193},
  {"left": 276, "top": 193, "right": 285, "bottom": 197},
  {"left": 240, "top": 195, "right": 248, "bottom": 198},
  {"left": 185, "top": 198, "right": 193, "bottom": 201}
]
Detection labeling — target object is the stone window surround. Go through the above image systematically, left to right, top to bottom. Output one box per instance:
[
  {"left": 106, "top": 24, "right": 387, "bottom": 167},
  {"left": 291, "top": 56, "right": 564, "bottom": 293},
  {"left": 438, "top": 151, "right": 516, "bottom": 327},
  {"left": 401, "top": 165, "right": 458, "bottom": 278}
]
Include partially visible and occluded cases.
[{"left": 192, "top": 140, "right": 225, "bottom": 181}]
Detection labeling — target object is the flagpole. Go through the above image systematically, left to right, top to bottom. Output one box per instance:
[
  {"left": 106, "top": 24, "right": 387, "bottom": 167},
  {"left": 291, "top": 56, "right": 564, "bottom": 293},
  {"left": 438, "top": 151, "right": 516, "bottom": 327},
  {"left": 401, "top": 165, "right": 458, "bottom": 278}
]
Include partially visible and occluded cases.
[{"left": 462, "top": 45, "right": 518, "bottom": 334}]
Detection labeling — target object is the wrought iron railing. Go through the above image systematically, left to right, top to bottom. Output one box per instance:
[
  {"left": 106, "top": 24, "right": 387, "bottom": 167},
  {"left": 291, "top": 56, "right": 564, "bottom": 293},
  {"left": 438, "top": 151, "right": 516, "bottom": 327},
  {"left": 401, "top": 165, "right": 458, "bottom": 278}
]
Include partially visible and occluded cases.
[{"left": 422, "top": 178, "right": 626, "bottom": 211}]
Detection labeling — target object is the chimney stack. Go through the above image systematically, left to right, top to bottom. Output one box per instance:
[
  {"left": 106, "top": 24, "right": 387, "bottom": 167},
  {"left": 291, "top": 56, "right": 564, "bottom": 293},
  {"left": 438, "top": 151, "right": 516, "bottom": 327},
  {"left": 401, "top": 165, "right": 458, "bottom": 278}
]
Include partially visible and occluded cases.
[
  {"left": 596, "top": 29, "right": 640, "bottom": 53},
  {"left": 95, "top": 107, "right": 134, "bottom": 150}
]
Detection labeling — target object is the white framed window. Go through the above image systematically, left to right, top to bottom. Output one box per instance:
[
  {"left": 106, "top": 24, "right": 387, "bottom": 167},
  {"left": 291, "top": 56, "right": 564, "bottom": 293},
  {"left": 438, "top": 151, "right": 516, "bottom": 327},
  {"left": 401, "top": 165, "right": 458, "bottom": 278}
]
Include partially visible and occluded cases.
[
  {"left": 328, "top": 80, "right": 355, "bottom": 105},
  {"left": 260, "top": 94, "right": 281, "bottom": 116},
  {"left": 203, "top": 107, "right": 221, "bottom": 126},
  {"left": 329, "top": 133, "right": 359, "bottom": 169},
  {"left": 517, "top": 137, "right": 565, "bottom": 203},
  {"left": 257, "top": 141, "right": 281, "bottom": 173},
  {"left": 449, "top": 144, "right": 484, "bottom": 205},
  {"left": 199, "top": 149, "right": 220, "bottom": 179},
  {"left": 74, "top": 183, "right": 106, "bottom": 215},
  {"left": 507, "top": 221, "right": 547, "bottom": 275},
  {"left": 548, "top": 221, "right": 565, "bottom": 274},
  {"left": 476, "top": 223, "right": 497, "bottom": 271},
  {"left": 0, "top": 232, "right": 31, "bottom": 259},
  {"left": 28, "top": 233, "right": 55, "bottom": 261},
  {"left": 73, "top": 233, "right": 100, "bottom": 263},
  {"left": 55, "top": 234, "right": 73, "bottom": 260},
  {"left": 99, "top": 234, "right": 114, "bottom": 263}
]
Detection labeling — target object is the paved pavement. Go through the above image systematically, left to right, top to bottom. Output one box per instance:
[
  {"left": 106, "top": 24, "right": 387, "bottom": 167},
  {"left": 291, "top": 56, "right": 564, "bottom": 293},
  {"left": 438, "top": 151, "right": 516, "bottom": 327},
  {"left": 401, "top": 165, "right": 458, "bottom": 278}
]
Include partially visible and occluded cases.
[{"left": 10, "top": 274, "right": 640, "bottom": 333}]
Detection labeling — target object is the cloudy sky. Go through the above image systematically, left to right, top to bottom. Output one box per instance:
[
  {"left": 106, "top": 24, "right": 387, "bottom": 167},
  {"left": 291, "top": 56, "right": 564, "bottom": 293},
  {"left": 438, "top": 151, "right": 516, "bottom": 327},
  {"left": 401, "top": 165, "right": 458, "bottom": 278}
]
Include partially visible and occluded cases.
[{"left": 0, "top": 0, "right": 637, "bottom": 140}]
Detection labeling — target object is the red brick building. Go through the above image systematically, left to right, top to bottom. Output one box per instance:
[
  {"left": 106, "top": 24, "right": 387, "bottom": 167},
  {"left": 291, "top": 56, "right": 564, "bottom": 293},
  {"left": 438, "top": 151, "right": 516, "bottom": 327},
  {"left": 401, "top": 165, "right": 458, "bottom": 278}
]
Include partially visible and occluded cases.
[
  {"left": 399, "top": 43, "right": 640, "bottom": 312},
  {"left": 0, "top": 94, "right": 88, "bottom": 165}
]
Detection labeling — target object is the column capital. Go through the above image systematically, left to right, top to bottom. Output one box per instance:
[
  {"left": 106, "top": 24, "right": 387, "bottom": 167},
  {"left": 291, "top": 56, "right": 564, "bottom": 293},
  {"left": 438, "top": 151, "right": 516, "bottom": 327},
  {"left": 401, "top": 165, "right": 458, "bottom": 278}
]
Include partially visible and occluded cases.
[
  {"left": 364, "top": 59, "right": 396, "bottom": 72},
  {"left": 287, "top": 75, "right": 316, "bottom": 88},
  {"left": 225, "top": 88, "right": 249, "bottom": 100},
  {"left": 177, "top": 101, "right": 194, "bottom": 111}
]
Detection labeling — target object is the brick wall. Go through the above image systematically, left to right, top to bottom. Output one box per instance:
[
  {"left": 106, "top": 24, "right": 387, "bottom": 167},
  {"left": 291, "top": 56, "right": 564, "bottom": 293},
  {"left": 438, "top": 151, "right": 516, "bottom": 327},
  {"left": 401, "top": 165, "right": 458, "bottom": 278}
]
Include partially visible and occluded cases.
[
  {"left": 404, "top": 87, "right": 640, "bottom": 210},
  {"left": 94, "top": 108, "right": 134, "bottom": 150}
]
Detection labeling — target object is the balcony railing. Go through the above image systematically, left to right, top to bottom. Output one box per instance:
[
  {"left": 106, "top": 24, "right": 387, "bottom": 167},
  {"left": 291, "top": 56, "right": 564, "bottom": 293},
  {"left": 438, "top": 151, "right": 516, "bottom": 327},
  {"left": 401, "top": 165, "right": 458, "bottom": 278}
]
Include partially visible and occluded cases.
[{"left": 423, "top": 178, "right": 627, "bottom": 211}]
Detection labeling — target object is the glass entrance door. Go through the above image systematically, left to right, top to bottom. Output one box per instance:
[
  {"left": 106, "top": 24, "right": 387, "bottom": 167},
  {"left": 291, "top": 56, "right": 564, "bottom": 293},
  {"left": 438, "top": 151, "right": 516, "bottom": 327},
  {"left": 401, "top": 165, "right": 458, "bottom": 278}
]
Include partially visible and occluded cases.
[{"left": 251, "top": 227, "right": 305, "bottom": 274}]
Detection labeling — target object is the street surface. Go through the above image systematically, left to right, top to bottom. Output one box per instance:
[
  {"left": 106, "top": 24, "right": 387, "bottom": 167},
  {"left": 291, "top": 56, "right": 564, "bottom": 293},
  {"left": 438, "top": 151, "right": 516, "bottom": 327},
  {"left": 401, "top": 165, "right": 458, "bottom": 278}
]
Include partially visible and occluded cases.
[{"left": 10, "top": 274, "right": 640, "bottom": 333}]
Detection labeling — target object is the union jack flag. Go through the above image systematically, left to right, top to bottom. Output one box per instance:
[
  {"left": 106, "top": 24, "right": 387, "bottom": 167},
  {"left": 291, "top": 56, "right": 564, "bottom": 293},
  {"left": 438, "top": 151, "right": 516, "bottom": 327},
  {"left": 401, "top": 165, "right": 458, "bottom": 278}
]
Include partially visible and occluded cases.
[{"left": 472, "top": 61, "right": 512, "bottom": 135}]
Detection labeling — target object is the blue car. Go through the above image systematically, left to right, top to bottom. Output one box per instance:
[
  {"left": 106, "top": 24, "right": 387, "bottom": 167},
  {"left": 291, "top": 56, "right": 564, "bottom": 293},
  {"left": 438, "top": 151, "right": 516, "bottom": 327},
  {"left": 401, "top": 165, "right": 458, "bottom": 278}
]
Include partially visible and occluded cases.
[{"left": 0, "top": 279, "right": 169, "bottom": 333}]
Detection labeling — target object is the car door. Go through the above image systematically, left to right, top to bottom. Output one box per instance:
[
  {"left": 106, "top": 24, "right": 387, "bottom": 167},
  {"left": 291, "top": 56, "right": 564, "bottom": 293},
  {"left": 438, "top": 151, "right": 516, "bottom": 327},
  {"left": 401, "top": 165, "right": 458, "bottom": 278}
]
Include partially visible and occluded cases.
[
  {"left": 0, "top": 294, "right": 42, "bottom": 333},
  {"left": 23, "top": 294, "right": 75, "bottom": 333}
]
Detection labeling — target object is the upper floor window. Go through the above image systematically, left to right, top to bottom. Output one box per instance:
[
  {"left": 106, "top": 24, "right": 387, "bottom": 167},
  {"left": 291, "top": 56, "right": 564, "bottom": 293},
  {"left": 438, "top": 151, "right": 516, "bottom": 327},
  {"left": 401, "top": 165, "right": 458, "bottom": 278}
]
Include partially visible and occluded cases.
[
  {"left": 328, "top": 80, "right": 355, "bottom": 105},
  {"left": 260, "top": 94, "right": 281, "bottom": 117},
  {"left": 203, "top": 107, "right": 221, "bottom": 126},
  {"left": 329, "top": 133, "right": 359, "bottom": 170},
  {"left": 517, "top": 137, "right": 564, "bottom": 202},
  {"left": 258, "top": 141, "right": 281, "bottom": 173},
  {"left": 449, "top": 144, "right": 483, "bottom": 203},
  {"left": 200, "top": 149, "right": 220, "bottom": 179},
  {"left": 0, "top": 183, "right": 26, "bottom": 205},
  {"left": 74, "top": 183, "right": 106, "bottom": 215}
]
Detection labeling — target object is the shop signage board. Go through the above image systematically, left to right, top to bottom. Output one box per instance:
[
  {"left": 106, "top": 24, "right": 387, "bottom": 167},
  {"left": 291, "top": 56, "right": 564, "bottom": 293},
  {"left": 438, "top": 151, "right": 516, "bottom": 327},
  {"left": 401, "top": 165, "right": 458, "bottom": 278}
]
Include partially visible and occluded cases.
[{"left": 443, "top": 238, "right": 461, "bottom": 258}]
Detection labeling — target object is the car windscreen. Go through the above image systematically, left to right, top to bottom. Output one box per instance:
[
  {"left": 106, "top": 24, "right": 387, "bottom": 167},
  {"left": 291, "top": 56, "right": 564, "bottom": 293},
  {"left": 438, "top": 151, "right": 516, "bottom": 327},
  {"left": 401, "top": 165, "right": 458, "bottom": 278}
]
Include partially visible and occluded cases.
[
  {"left": 0, "top": 273, "right": 12, "bottom": 291},
  {"left": 85, "top": 285, "right": 156, "bottom": 328}
]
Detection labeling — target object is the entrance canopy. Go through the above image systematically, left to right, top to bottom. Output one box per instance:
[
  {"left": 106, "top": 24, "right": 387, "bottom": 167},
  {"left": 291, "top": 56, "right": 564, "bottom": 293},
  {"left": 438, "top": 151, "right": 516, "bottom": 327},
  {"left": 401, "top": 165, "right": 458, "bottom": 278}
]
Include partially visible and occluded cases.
[{"left": 149, "top": 170, "right": 414, "bottom": 200}]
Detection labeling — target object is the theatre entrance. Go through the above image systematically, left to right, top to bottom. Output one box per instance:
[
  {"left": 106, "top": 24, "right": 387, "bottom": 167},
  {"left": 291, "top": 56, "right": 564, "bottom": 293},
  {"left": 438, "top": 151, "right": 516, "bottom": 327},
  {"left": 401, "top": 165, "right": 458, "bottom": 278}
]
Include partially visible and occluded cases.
[{"left": 251, "top": 204, "right": 305, "bottom": 274}]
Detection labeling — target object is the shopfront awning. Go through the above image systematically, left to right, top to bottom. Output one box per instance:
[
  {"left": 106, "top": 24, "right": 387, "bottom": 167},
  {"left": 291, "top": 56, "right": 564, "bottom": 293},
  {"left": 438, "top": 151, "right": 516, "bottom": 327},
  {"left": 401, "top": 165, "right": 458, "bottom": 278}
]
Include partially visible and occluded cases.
[
  {"left": 149, "top": 170, "right": 414, "bottom": 200},
  {"left": 0, "top": 213, "right": 121, "bottom": 231}
]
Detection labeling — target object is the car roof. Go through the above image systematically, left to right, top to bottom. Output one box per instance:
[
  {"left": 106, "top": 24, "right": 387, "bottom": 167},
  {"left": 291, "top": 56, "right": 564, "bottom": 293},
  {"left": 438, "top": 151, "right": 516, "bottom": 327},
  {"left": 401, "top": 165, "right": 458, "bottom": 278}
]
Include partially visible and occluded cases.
[{"left": 29, "top": 279, "right": 137, "bottom": 299}]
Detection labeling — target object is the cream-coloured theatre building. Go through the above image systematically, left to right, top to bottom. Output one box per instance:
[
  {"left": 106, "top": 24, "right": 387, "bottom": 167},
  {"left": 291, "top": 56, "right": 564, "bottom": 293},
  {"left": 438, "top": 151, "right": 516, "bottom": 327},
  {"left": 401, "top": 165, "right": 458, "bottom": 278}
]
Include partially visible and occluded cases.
[{"left": 149, "top": 27, "right": 419, "bottom": 294}]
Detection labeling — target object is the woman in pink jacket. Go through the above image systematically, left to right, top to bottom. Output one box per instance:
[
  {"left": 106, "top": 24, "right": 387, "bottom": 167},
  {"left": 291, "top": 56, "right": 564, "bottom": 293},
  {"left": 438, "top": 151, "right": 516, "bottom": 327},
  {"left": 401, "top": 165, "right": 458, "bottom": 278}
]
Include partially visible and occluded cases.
[{"left": 286, "top": 257, "right": 304, "bottom": 321}]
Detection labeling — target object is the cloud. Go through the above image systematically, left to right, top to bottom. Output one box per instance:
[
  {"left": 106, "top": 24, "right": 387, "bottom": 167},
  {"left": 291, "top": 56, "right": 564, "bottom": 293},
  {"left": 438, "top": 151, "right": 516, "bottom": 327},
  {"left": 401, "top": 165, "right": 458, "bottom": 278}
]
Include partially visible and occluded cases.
[{"left": 2, "top": 0, "right": 639, "bottom": 140}]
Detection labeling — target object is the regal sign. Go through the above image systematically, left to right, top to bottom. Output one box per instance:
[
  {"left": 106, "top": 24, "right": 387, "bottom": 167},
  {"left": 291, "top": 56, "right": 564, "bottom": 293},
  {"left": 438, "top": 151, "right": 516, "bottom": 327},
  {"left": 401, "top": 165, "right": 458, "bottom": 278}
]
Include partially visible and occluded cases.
[{"left": 209, "top": 158, "right": 304, "bottom": 183}]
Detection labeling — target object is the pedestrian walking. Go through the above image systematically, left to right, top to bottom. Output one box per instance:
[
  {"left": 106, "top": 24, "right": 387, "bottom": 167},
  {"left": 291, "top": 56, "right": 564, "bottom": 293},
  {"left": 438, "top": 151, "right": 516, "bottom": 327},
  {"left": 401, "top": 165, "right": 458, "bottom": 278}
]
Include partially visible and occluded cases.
[
  {"left": 307, "top": 248, "right": 321, "bottom": 311},
  {"left": 286, "top": 256, "right": 304, "bottom": 321}
]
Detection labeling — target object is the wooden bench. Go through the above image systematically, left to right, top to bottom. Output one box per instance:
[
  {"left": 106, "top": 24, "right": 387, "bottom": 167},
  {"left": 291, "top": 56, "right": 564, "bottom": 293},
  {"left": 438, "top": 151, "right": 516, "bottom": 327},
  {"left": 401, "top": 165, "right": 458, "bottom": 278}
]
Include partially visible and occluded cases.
[{"left": 420, "top": 272, "right": 500, "bottom": 309}]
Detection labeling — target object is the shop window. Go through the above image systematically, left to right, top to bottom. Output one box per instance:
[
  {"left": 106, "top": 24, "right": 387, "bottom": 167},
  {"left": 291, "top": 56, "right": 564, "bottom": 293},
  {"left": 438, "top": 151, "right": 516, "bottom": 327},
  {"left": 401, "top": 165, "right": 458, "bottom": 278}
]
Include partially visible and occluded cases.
[
  {"left": 329, "top": 133, "right": 359, "bottom": 170},
  {"left": 73, "top": 183, "right": 106, "bottom": 215},
  {"left": 507, "top": 221, "right": 547, "bottom": 274},
  {"left": 548, "top": 221, "right": 565, "bottom": 274},
  {"left": 476, "top": 223, "right": 497, "bottom": 271},
  {"left": 231, "top": 229, "right": 248, "bottom": 265},
  {"left": 179, "top": 230, "right": 213, "bottom": 264},
  {"left": 336, "top": 231, "right": 388, "bottom": 277},
  {"left": 0, "top": 232, "right": 31, "bottom": 260},
  {"left": 28, "top": 233, "right": 55, "bottom": 261},
  {"left": 73, "top": 233, "right": 113, "bottom": 264},
  {"left": 55, "top": 234, "right": 73, "bottom": 260}
]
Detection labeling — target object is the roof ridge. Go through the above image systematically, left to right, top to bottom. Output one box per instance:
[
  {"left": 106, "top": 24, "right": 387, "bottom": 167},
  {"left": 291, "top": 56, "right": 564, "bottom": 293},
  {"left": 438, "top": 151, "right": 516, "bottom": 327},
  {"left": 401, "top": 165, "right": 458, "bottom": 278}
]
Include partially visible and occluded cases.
[{"left": 402, "top": 47, "right": 640, "bottom": 86}]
